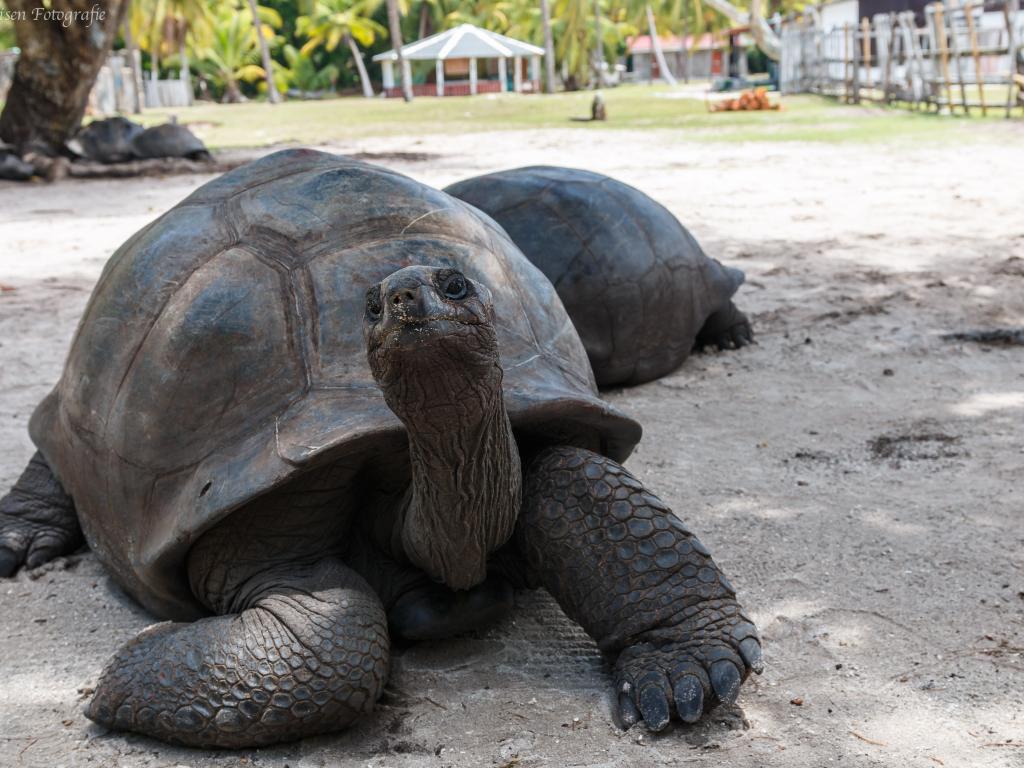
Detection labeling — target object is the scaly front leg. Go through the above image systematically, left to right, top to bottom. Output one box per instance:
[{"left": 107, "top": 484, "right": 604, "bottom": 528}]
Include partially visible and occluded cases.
[{"left": 516, "top": 446, "right": 763, "bottom": 731}]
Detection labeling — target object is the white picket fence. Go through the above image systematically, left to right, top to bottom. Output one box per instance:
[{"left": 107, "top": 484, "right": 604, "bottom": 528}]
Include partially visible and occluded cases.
[{"left": 0, "top": 50, "right": 193, "bottom": 114}]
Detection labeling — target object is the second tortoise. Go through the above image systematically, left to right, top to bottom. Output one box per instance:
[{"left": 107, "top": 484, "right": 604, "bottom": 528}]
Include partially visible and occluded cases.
[{"left": 446, "top": 166, "right": 753, "bottom": 387}]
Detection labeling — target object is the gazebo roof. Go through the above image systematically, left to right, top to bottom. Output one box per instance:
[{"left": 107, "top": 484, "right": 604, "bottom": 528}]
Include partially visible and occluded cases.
[{"left": 372, "top": 23, "right": 545, "bottom": 62}]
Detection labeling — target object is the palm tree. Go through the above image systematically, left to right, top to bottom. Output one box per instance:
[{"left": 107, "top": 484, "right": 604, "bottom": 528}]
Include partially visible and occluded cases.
[
  {"left": 129, "top": 0, "right": 212, "bottom": 84},
  {"left": 246, "top": 0, "right": 283, "bottom": 101},
  {"left": 296, "top": 0, "right": 384, "bottom": 97},
  {"left": 385, "top": 0, "right": 413, "bottom": 101},
  {"left": 540, "top": 0, "right": 556, "bottom": 92},
  {"left": 548, "top": 0, "right": 630, "bottom": 89},
  {"left": 592, "top": 0, "right": 606, "bottom": 85},
  {"left": 635, "top": 0, "right": 676, "bottom": 85},
  {"left": 194, "top": 1, "right": 282, "bottom": 102}
]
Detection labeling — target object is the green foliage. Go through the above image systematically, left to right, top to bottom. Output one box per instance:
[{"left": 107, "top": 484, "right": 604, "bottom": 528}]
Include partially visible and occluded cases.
[
  {"left": 0, "top": 0, "right": 17, "bottom": 50},
  {"left": 60, "top": 0, "right": 803, "bottom": 96},
  {"left": 296, "top": 0, "right": 384, "bottom": 52},
  {"left": 191, "top": 1, "right": 283, "bottom": 101},
  {"left": 280, "top": 43, "right": 340, "bottom": 93}
]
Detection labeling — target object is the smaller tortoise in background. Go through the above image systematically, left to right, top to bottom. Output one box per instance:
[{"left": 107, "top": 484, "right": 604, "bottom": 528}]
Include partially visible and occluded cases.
[{"left": 446, "top": 166, "right": 753, "bottom": 387}]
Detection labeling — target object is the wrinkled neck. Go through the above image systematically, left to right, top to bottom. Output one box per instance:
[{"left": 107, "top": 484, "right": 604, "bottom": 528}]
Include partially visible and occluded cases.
[{"left": 390, "top": 363, "right": 521, "bottom": 590}]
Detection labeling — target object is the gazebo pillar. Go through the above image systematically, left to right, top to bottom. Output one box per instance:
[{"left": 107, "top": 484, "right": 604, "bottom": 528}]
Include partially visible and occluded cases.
[
  {"left": 513, "top": 55, "right": 522, "bottom": 92},
  {"left": 530, "top": 55, "right": 541, "bottom": 92},
  {"left": 498, "top": 56, "right": 508, "bottom": 92},
  {"left": 469, "top": 57, "right": 478, "bottom": 94},
  {"left": 402, "top": 59, "right": 412, "bottom": 94},
  {"left": 436, "top": 59, "right": 445, "bottom": 96},
  {"left": 382, "top": 60, "right": 395, "bottom": 92}
]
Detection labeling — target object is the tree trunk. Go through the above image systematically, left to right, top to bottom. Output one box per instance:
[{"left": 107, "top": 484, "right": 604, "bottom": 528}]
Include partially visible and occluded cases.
[
  {"left": 0, "top": 0, "right": 129, "bottom": 153},
  {"left": 245, "top": 0, "right": 282, "bottom": 103},
  {"left": 386, "top": 0, "right": 413, "bottom": 102},
  {"left": 540, "top": 0, "right": 556, "bottom": 93},
  {"left": 592, "top": 0, "right": 605, "bottom": 86},
  {"left": 699, "top": 0, "right": 781, "bottom": 61},
  {"left": 122, "top": 1, "right": 144, "bottom": 113},
  {"left": 418, "top": 2, "right": 430, "bottom": 40},
  {"left": 646, "top": 5, "right": 678, "bottom": 85},
  {"left": 678, "top": 23, "right": 690, "bottom": 83},
  {"left": 346, "top": 33, "right": 375, "bottom": 98},
  {"left": 179, "top": 38, "right": 193, "bottom": 105},
  {"left": 179, "top": 40, "right": 190, "bottom": 83},
  {"left": 223, "top": 77, "right": 244, "bottom": 103}
]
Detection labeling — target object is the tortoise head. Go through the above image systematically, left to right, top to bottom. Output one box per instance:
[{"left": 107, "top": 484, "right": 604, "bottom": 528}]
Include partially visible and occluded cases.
[
  {"left": 362, "top": 265, "right": 519, "bottom": 590},
  {"left": 363, "top": 265, "right": 500, "bottom": 412}
]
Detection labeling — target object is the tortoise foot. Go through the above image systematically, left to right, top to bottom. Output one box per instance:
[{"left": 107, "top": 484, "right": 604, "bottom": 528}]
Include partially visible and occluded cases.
[
  {"left": 694, "top": 302, "right": 754, "bottom": 352},
  {"left": 0, "top": 452, "right": 81, "bottom": 577},
  {"left": 85, "top": 559, "right": 389, "bottom": 748},
  {"left": 389, "top": 574, "right": 513, "bottom": 641},
  {"left": 613, "top": 602, "right": 763, "bottom": 731}
]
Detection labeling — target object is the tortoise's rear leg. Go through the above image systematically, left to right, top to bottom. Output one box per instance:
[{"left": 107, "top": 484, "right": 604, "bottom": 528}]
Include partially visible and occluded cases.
[
  {"left": 694, "top": 301, "right": 754, "bottom": 352},
  {"left": 0, "top": 451, "right": 83, "bottom": 576},
  {"left": 86, "top": 558, "right": 389, "bottom": 748}
]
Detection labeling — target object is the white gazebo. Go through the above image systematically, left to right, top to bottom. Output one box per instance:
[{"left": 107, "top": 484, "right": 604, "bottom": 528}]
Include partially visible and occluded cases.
[{"left": 372, "top": 24, "right": 545, "bottom": 97}]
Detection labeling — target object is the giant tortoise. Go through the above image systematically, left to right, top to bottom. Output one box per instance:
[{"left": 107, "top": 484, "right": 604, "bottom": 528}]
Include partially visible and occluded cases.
[
  {"left": 0, "top": 150, "right": 761, "bottom": 748},
  {"left": 446, "top": 166, "right": 753, "bottom": 387}
]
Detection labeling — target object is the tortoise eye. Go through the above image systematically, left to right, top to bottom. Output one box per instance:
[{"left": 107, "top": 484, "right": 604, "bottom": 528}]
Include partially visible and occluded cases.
[
  {"left": 441, "top": 272, "right": 467, "bottom": 300},
  {"left": 365, "top": 286, "right": 382, "bottom": 319}
]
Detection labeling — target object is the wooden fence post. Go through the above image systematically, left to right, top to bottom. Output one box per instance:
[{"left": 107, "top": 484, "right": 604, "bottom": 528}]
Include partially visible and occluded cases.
[
  {"left": 963, "top": 0, "right": 987, "bottom": 115},
  {"left": 1005, "top": 0, "right": 1021, "bottom": 117}
]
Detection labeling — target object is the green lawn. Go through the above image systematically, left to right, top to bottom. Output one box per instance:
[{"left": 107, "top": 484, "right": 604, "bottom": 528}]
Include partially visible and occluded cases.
[{"left": 128, "top": 85, "right": 1020, "bottom": 149}]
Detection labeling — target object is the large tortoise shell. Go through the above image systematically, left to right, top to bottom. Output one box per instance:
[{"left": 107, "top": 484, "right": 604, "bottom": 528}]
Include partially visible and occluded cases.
[{"left": 30, "top": 150, "right": 641, "bottom": 619}]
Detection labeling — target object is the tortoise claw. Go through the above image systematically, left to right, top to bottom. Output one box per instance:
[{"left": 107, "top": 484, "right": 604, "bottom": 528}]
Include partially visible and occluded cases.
[
  {"left": 710, "top": 659, "right": 742, "bottom": 705},
  {"left": 673, "top": 675, "right": 704, "bottom": 723}
]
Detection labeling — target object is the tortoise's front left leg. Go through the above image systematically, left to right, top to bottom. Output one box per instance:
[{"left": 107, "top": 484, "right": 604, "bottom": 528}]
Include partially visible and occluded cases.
[
  {"left": 515, "top": 446, "right": 763, "bottom": 731},
  {"left": 0, "top": 452, "right": 82, "bottom": 576},
  {"left": 86, "top": 558, "right": 389, "bottom": 748}
]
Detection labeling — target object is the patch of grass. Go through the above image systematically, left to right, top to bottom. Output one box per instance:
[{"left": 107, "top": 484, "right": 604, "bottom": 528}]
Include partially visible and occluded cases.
[{"left": 133, "top": 85, "right": 1019, "bottom": 149}]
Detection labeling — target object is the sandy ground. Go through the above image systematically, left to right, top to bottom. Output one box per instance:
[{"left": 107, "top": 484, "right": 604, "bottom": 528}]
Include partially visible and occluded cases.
[{"left": 1, "top": 127, "right": 1023, "bottom": 768}]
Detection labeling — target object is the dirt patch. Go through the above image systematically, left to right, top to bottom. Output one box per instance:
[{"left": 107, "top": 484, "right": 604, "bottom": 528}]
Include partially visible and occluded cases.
[
  {"left": 943, "top": 328, "right": 1024, "bottom": 347},
  {"left": 869, "top": 431, "right": 962, "bottom": 461}
]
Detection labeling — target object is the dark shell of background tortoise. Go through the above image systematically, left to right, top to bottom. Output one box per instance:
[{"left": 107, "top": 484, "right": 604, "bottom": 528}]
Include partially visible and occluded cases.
[
  {"left": 71, "top": 116, "right": 144, "bottom": 163},
  {"left": 70, "top": 118, "right": 210, "bottom": 163},
  {"left": 130, "top": 122, "right": 211, "bottom": 160},
  {"left": 28, "top": 149, "right": 640, "bottom": 620},
  {"left": 445, "top": 166, "right": 747, "bottom": 387}
]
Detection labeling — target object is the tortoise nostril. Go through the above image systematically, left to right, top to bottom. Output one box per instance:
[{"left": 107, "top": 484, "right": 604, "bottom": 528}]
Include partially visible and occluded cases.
[{"left": 391, "top": 289, "right": 416, "bottom": 306}]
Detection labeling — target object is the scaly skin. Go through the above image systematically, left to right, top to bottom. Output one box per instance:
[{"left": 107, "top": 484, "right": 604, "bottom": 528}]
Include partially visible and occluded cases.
[
  {"left": 695, "top": 301, "right": 754, "bottom": 352},
  {"left": 517, "top": 446, "right": 763, "bottom": 730},
  {"left": 0, "top": 451, "right": 82, "bottom": 577},
  {"left": 86, "top": 559, "right": 388, "bottom": 748}
]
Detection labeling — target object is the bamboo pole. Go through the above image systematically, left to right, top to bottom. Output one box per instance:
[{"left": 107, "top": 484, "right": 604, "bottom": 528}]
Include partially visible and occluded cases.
[
  {"left": 945, "top": 0, "right": 971, "bottom": 114},
  {"left": 963, "top": 0, "right": 987, "bottom": 114},
  {"left": 1005, "top": 0, "right": 1021, "bottom": 117},
  {"left": 932, "top": 4, "right": 955, "bottom": 112},
  {"left": 903, "top": 12, "right": 927, "bottom": 109},
  {"left": 884, "top": 13, "right": 898, "bottom": 103},
  {"left": 862, "top": 17, "right": 874, "bottom": 94},
  {"left": 853, "top": 22, "right": 862, "bottom": 102}
]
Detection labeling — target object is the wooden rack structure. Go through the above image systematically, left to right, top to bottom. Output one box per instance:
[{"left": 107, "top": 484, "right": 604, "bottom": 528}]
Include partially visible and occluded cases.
[{"left": 780, "top": 0, "right": 1024, "bottom": 116}]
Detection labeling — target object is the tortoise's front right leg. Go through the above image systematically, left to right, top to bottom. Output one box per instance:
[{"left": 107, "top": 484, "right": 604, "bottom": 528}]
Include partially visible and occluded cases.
[
  {"left": 515, "top": 447, "right": 762, "bottom": 731},
  {"left": 0, "top": 451, "right": 82, "bottom": 576},
  {"left": 86, "top": 558, "right": 389, "bottom": 748}
]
